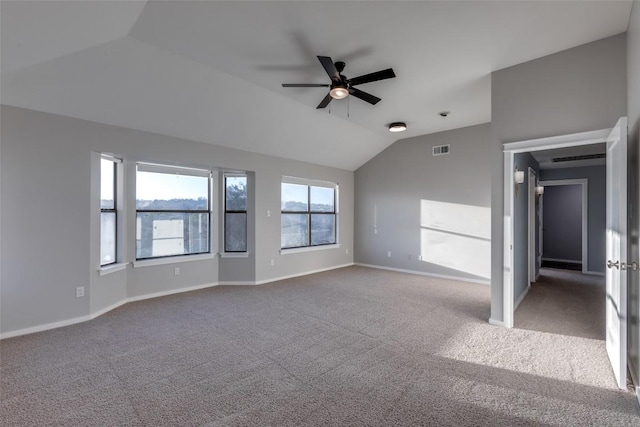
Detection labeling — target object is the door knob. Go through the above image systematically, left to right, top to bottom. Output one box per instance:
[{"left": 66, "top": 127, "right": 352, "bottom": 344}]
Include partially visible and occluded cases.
[
  {"left": 607, "top": 260, "right": 620, "bottom": 269},
  {"left": 627, "top": 261, "right": 639, "bottom": 271}
]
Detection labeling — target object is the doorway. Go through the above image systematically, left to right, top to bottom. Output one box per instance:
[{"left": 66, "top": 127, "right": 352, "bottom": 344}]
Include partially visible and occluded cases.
[
  {"left": 502, "top": 118, "right": 629, "bottom": 390},
  {"left": 502, "top": 127, "right": 611, "bottom": 329},
  {"left": 539, "top": 180, "right": 588, "bottom": 273}
]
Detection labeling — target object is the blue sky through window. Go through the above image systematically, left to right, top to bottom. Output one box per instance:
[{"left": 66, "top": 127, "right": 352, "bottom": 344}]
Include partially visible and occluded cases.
[{"left": 136, "top": 171, "right": 208, "bottom": 201}]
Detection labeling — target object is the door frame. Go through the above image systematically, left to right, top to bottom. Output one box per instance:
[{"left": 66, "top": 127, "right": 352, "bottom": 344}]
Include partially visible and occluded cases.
[
  {"left": 502, "top": 127, "right": 611, "bottom": 328},
  {"left": 528, "top": 168, "right": 537, "bottom": 284},
  {"left": 538, "top": 179, "right": 589, "bottom": 274}
]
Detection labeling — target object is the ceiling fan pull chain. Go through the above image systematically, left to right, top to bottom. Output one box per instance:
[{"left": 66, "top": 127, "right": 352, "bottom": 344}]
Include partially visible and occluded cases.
[{"left": 347, "top": 95, "right": 350, "bottom": 118}]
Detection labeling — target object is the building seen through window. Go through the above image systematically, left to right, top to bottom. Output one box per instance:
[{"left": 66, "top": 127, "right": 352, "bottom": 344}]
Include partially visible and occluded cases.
[{"left": 136, "top": 163, "right": 211, "bottom": 260}]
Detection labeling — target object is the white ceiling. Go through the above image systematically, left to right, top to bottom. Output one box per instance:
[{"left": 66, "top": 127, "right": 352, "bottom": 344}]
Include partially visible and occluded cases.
[{"left": 0, "top": 1, "right": 633, "bottom": 170}]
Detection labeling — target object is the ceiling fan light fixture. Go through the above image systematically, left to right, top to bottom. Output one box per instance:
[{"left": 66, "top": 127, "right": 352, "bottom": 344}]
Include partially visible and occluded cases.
[
  {"left": 330, "top": 86, "right": 349, "bottom": 99},
  {"left": 388, "top": 122, "right": 407, "bottom": 132}
]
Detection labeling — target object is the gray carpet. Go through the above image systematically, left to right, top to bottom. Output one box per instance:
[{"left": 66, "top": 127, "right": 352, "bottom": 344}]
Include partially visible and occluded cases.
[
  {"left": 1, "top": 266, "right": 638, "bottom": 426},
  {"left": 515, "top": 268, "right": 605, "bottom": 340}
]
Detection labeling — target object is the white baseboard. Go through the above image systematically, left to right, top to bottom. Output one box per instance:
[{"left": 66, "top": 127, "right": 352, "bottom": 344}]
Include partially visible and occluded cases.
[
  {"left": 542, "top": 257, "right": 582, "bottom": 264},
  {"left": 1, "top": 263, "right": 358, "bottom": 340},
  {"left": 255, "top": 263, "right": 354, "bottom": 285},
  {"left": 354, "top": 263, "right": 491, "bottom": 286},
  {"left": 584, "top": 271, "right": 605, "bottom": 276},
  {"left": 218, "top": 281, "right": 256, "bottom": 286},
  {"left": 1, "top": 282, "right": 218, "bottom": 340},
  {"left": 127, "top": 282, "right": 218, "bottom": 303},
  {"left": 514, "top": 285, "right": 530, "bottom": 310},
  {"left": 90, "top": 299, "right": 128, "bottom": 319},
  {"left": 0, "top": 314, "right": 93, "bottom": 340},
  {"left": 488, "top": 318, "right": 505, "bottom": 327}
]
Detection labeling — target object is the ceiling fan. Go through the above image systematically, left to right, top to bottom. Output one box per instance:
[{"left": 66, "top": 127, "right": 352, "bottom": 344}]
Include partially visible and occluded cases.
[{"left": 282, "top": 56, "right": 396, "bottom": 109}]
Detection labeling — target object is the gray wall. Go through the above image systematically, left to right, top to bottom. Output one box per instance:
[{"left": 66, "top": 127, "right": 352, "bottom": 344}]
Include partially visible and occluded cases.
[
  {"left": 627, "top": 0, "right": 640, "bottom": 392},
  {"left": 490, "top": 33, "right": 627, "bottom": 322},
  {"left": 0, "top": 105, "right": 354, "bottom": 335},
  {"left": 354, "top": 123, "right": 492, "bottom": 284},
  {"left": 513, "top": 153, "right": 539, "bottom": 303},
  {"left": 540, "top": 165, "right": 606, "bottom": 273},
  {"left": 541, "top": 185, "right": 582, "bottom": 263}
]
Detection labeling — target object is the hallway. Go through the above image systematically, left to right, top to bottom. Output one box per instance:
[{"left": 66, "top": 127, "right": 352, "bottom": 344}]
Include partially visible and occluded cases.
[{"left": 515, "top": 268, "right": 605, "bottom": 340}]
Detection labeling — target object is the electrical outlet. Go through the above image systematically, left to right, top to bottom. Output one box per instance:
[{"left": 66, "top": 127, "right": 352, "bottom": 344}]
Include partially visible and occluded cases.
[
  {"left": 267, "top": 210, "right": 271, "bottom": 217},
  {"left": 346, "top": 248, "right": 349, "bottom": 255},
  {"left": 387, "top": 251, "right": 392, "bottom": 258},
  {"left": 418, "top": 255, "right": 423, "bottom": 261},
  {"left": 270, "top": 259, "right": 275, "bottom": 266},
  {"left": 174, "top": 267, "right": 180, "bottom": 276},
  {"left": 76, "top": 286, "right": 85, "bottom": 298}
]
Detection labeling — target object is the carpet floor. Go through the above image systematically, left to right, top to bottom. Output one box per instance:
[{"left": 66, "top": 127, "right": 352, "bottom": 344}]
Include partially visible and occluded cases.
[
  {"left": 1, "top": 266, "right": 638, "bottom": 426},
  {"left": 515, "top": 268, "right": 605, "bottom": 340}
]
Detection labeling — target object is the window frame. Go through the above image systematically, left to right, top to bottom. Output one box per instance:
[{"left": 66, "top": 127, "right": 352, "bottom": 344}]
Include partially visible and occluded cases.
[
  {"left": 100, "top": 155, "right": 119, "bottom": 267},
  {"left": 135, "top": 162, "right": 212, "bottom": 261},
  {"left": 223, "top": 173, "right": 248, "bottom": 253},
  {"left": 281, "top": 178, "right": 338, "bottom": 250}
]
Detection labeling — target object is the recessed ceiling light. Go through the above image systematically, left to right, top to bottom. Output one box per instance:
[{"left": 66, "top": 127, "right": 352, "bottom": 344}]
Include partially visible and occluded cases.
[
  {"left": 439, "top": 111, "right": 451, "bottom": 117},
  {"left": 388, "top": 122, "right": 407, "bottom": 132}
]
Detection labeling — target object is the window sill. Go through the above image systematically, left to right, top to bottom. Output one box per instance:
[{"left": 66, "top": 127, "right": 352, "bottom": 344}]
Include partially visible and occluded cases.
[
  {"left": 280, "top": 244, "right": 340, "bottom": 255},
  {"left": 220, "top": 252, "right": 250, "bottom": 259},
  {"left": 133, "top": 253, "right": 216, "bottom": 268},
  {"left": 99, "top": 262, "right": 129, "bottom": 276}
]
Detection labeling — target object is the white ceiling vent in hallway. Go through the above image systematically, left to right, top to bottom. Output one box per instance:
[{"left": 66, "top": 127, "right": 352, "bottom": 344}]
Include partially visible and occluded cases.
[{"left": 432, "top": 144, "right": 450, "bottom": 156}]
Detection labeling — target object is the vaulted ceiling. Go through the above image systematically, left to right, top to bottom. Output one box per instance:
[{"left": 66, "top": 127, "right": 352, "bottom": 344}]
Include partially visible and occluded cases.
[{"left": 1, "top": 1, "right": 633, "bottom": 170}]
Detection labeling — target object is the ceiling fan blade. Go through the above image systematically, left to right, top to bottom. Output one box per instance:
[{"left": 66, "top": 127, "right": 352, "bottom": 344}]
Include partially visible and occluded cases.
[
  {"left": 317, "top": 56, "right": 340, "bottom": 81},
  {"left": 348, "top": 68, "right": 396, "bottom": 86},
  {"left": 282, "top": 83, "right": 330, "bottom": 87},
  {"left": 349, "top": 87, "right": 381, "bottom": 105},
  {"left": 316, "top": 92, "right": 333, "bottom": 109}
]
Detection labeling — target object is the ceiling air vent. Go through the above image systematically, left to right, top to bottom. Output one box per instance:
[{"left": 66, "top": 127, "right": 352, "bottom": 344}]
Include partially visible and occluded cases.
[
  {"left": 432, "top": 144, "right": 450, "bottom": 156},
  {"left": 552, "top": 153, "right": 605, "bottom": 162}
]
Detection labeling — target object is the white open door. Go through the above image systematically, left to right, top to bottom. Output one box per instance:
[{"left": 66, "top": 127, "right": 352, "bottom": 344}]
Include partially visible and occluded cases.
[{"left": 606, "top": 116, "right": 628, "bottom": 389}]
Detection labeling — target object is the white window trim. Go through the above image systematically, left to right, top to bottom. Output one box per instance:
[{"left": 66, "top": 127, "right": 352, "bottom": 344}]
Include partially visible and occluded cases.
[
  {"left": 101, "top": 153, "right": 123, "bottom": 164},
  {"left": 100, "top": 154, "right": 121, "bottom": 268},
  {"left": 135, "top": 161, "right": 214, "bottom": 262},
  {"left": 137, "top": 161, "right": 210, "bottom": 177},
  {"left": 223, "top": 172, "right": 248, "bottom": 254},
  {"left": 282, "top": 175, "right": 337, "bottom": 188},
  {"left": 281, "top": 176, "right": 339, "bottom": 250},
  {"left": 281, "top": 244, "right": 341, "bottom": 255},
  {"left": 220, "top": 252, "right": 251, "bottom": 259},
  {"left": 133, "top": 253, "right": 216, "bottom": 268},
  {"left": 98, "top": 262, "right": 128, "bottom": 276}
]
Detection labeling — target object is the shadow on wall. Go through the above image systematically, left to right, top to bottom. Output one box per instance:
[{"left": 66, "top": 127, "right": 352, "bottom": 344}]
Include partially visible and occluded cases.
[{"left": 420, "top": 199, "right": 491, "bottom": 281}]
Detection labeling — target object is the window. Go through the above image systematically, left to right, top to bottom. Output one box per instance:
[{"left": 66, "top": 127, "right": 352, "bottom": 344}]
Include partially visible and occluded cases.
[
  {"left": 100, "top": 156, "right": 118, "bottom": 266},
  {"left": 136, "top": 163, "right": 211, "bottom": 260},
  {"left": 224, "top": 174, "right": 247, "bottom": 252},
  {"left": 281, "top": 178, "right": 337, "bottom": 249}
]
